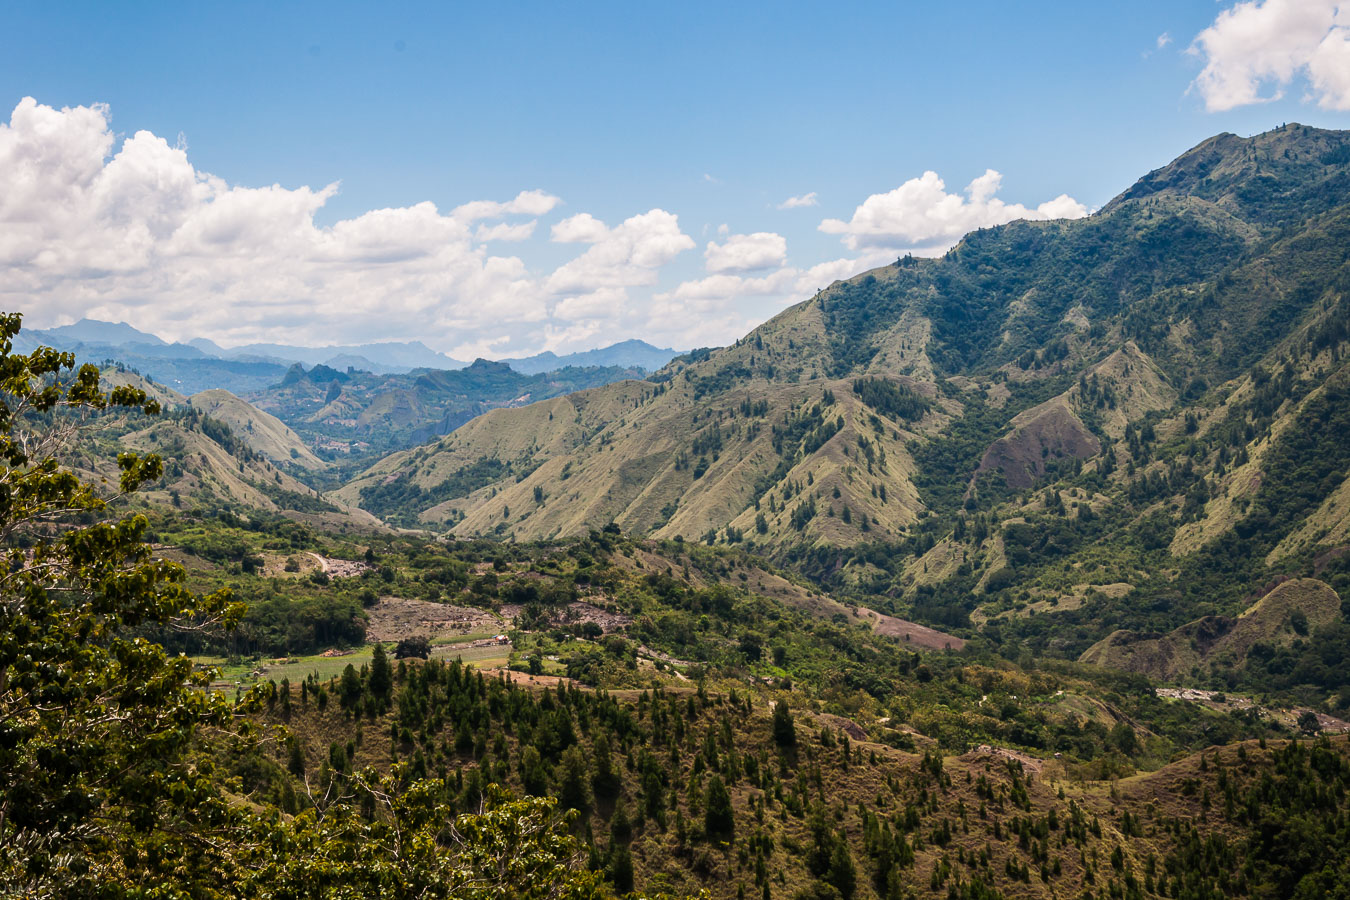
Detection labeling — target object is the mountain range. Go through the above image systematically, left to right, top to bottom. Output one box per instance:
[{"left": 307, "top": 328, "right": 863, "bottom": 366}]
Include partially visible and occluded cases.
[
  {"left": 27, "top": 123, "right": 1350, "bottom": 900},
  {"left": 44, "top": 123, "right": 1350, "bottom": 678},
  {"left": 329, "top": 123, "right": 1350, "bottom": 670},
  {"left": 23, "top": 318, "right": 680, "bottom": 393},
  {"left": 500, "top": 338, "right": 681, "bottom": 374}
]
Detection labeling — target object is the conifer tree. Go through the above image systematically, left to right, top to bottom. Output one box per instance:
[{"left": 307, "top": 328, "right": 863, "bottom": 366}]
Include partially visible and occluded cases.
[{"left": 705, "top": 774, "right": 735, "bottom": 840}]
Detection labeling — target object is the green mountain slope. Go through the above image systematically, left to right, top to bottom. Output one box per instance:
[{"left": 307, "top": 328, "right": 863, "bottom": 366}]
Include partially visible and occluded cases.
[
  {"left": 334, "top": 125, "right": 1350, "bottom": 683},
  {"left": 190, "top": 388, "right": 328, "bottom": 471}
]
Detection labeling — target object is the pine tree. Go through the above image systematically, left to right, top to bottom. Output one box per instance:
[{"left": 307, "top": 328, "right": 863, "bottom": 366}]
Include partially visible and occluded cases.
[
  {"left": 370, "top": 641, "right": 393, "bottom": 702},
  {"left": 773, "top": 700, "right": 796, "bottom": 747},
  {"left": 558, "top": 745, "right": 592, "bottom": 813},
  {"left": 705, "top": 774, "right": 735, "bottom": 840}
]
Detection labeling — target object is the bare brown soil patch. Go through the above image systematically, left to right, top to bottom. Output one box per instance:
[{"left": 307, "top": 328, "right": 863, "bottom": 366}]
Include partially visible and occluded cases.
[
  {"left": 365, "top": 596, "right": 502, "bottom": 643},
  {"left": 500, "top": 600, "right": 632, "bottom": 632},
  {"left": 859, "top": 608, "right": 966, "bottom": 650},
  {"left": 479, "top": 668, "right": 581, "bottom": 690}
]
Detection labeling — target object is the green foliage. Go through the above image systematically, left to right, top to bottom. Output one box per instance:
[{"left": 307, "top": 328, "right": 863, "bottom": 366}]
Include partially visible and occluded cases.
[
  {"left": 0, "top": 313, "right": 246, "bottom": 895},
  {"left": 0, "top": 316, "right": 644, "bottom": 899},
  {"left": 850, "top": 377, "right": 930, "bottom": 423},
  {"left": 359, "top": 456, "right": 519, "bottom": 527},
  {"left": 773, "top": 700, "right": 796, "bottom": 747},
  {"left": 1157, "top": 738, "right": 1350, "bottom": 898},
  {"left": 703, "top": 774, "right": 734, "bottom": 840},
  {"left": 236, "top": 782, "right": 611, "bottom": 900}
]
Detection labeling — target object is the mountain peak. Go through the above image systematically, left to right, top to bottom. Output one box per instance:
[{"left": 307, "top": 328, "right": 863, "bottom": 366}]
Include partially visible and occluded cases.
[
  {"left": 1105, "top": 123, "right": 1350, "bottom": 228},
  {"left": 39, "top": 318, "right": 167, "bottom": 346}
]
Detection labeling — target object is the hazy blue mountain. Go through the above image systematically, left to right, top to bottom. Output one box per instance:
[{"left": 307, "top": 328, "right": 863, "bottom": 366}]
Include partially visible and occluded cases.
[
  {"left": 24, "top": 319, "right": 662, "bottom": 436},
  {"left": 33, "top": 319, "right": 212, "bottom": 360},
  {"left": 39, "top": 319, "right": 166, "bottom": 346},
  {"left": 186, "top": 337, "right": 229, "bottom": 356},
  {"left": 501, "top": 339, "right": 679, "bottom": 374},
  {"left": 215, "top": 340, "right": 466, "bottom": 372},
  {"left": 322, "top": 353, "right": 396, "bottom": 374},
  {"left": 91, "top": 355, "right": 292, "bottom": 396}
]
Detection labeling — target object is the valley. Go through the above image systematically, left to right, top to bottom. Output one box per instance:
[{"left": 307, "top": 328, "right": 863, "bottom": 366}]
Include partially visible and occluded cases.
[{"left": 11, "top": 123, "right": 1350, "bottom": 899}]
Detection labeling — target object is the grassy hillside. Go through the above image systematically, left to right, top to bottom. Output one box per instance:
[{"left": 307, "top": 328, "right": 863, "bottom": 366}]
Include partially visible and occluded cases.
[
  {"left": 327, "top": 127, "right": 1350, "bottom": 693},
  {"left": 22, "top": 307, "right": 1350, "bottom": 899},
  {"left": 190, "top": 387, "right": 328, "bottom": 471},
  {"left": 66, "top": 394, "right": 379, "bottom": 530},
  {"left": 1080, "top": 578, "right": 1342, "bottom": 682}
]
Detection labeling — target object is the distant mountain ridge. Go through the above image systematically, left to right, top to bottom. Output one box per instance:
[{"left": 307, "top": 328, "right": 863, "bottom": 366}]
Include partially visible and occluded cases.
[
  {"left": 19, "top": 319, "right": 676, "bottom": 458},
  {"left": 20, "top": 319, "right": 679, "bottom": 417},
  {"left": 29, "top": 319, "right": 676, "bottom": 383},
  {"left": 43, "top": 319, "right": 166, "bottom": 346},
  {"left": 29, "top": 320, "right": 469, "bottom": 377},
  {"left": 194, "top": 338, "right": 467, "bottom": 373},
  {"left": 501, "top": 339, "right": 680, "bottom": 374},
  {"left": 252, "top": 356, "right": 648, "bottom": 457}
]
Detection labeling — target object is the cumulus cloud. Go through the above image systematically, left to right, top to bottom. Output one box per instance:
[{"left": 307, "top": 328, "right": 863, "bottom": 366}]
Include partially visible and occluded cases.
[
  {"left": 1190, "top": 0, "right": 1350, "bottom": 111},
  {"left": 1157, "top": 32, "right": 1173, "bottom": 50},
  {"left": 9, "top": 97, "right": 1076, "bottom": 358},
  {"left": 0, "top": 98, "right": 709, "bottom": 355},
  {"left": 0, "top": 98, "right": 584, "bottom": 349},
  {"left": 819, "top": 168, "right": 1088, "bottom": 252},
  {"left": 451, "top": 189, "right": 560, "bottom": 223},
  {"left": 778, "top": 192, "right": 819, "bottom": 209},
  {"left": 543, "top": 209, "right": 694, "bottom": 317},
  {"left": 550, "top": 212, "right": 609, "bottom": 243},
  {"left": 474, "top": 220, "right": 537, "bottom": 242},
  {"left": 704, "top": 232, "right": 788, "bottom": 273},
  {"left": 648, "top": 255, "right": 873, "bottom": 349},
  {"left": 655, "top": 269, "right": 798, "bottom": 306},
  {"left": 647, "top": 273, "right": 781, "bottom": 349}
]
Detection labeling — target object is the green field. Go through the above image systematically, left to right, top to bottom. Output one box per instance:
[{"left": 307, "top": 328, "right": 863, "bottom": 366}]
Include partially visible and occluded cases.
[{"left": 199, "top": 639, "right": 516, "bottom": 690}]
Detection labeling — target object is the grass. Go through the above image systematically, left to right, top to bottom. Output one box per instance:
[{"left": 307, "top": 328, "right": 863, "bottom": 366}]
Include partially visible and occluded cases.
[
  {"left": 199, "top": 639, "right": 516, "bottom": 689},
  {"left": 198, "top": 648, "right": 376, "bottom": 689}
]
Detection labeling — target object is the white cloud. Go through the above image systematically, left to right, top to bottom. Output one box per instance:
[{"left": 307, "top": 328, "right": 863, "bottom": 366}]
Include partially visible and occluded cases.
[
  {"left": 1190, "top": 0, "right": 1350, "bottom": 111},
  {"left": 1157, "top": 32, "right": 1173, "bottom": 50},
  {"left": 5, "top": 97, "right": 1085, "bottom": 360},
  {"left": 0, "top": 98, "right": 697, "bottom": 355},
  {"left": 819, "top": 169, "right": 1088, "bottom": 252},
  {"left": 451, "top": 189, "right": 560, "bottom": 223},
  {"left": 778, "top": 192, "right": 819, "bottom": 209},
  {"left": 544, "top": 209, "right": 695, "bottom": 318},
  {"left": 550, "top": 212, "right": 609, "bottom": 243},
  {"left": 475, "top": 220, "right": 536, "bottom": 242},
  {"left": 704, "top": 232, "right": 788, "bottom": 273},
  {"left": 649, "top": 255, "right": 873, "bottom": 341},
  {"left": 794, "top": 257, "right": 866, "bottom": 294},
  {"left": 655, "top": 269, "right": 798, "bottom": 306},
  {"left": 553, "top": 286, "right": 631, "bottom": 321}
]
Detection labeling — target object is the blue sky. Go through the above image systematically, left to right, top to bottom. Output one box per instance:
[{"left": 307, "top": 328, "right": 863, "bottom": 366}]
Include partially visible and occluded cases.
[{"left": 3, "top": 0, "right": 1350, "bottom": 357}]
